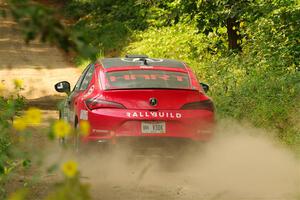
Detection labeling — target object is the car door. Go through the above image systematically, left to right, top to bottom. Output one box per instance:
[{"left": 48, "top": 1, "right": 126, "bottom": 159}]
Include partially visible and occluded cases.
[
  {"left": 64, "top": 64, "right": 93, "bottom": 124},
  {"left": 71, "top": 64, "right": 95, "bottom": 124}
]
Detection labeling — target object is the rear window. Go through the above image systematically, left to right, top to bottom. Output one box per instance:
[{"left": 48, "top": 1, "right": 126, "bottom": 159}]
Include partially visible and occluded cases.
[{"left": 105, "top": 70, "right": 191, "bottom": 90}]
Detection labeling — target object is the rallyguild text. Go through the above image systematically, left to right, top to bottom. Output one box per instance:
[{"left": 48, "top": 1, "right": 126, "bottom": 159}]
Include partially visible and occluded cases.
[{"left": 126, "top": 111, "right": 182, "bottom": 119}]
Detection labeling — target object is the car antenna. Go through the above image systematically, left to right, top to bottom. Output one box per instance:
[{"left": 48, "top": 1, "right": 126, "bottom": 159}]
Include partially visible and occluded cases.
[
  {"left": 125, "top": 55, "right": 149, "bottom": 65},
  {"left": 140, "top": 58, "right": 148, "bottom": 65}
]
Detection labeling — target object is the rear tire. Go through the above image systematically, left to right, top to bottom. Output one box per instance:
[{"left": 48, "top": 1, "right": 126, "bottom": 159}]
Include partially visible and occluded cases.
[
  {"left": 58, "top": 110, "right": 62, "bottom": 119},
  {"left": 73, "top": 117, "right": 113, "bottom": 155},
  {"left": 73, "top": 117, "right": 80, "bottom": 153}
]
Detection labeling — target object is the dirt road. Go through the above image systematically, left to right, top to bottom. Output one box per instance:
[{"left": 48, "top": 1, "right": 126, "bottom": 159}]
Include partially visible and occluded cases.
[
  {"left": 1, "top": 2, "right": 299, "bottom": 200},
  {"left": 0, "top": 6, "right": 81, "bottom": 100},
  {"left": 46, "top": 124, "right": 299, "bottom": 200}
]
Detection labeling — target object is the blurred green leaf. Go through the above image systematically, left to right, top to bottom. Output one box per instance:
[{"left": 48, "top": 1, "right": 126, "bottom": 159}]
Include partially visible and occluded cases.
[
  {"left": 7, "top": 0, "right": 97, "bottom": 59},
  {"left": 22, "top": 159, "right": 31, "bottom": 168},
  {"left": 0, "top": 164, "right": 4, "bottom": 175}
]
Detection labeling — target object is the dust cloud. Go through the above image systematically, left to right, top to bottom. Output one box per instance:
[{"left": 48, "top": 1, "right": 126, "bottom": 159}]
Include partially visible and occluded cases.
[{"left": 45, "top": 120, "right": 300, "bottom": 200}]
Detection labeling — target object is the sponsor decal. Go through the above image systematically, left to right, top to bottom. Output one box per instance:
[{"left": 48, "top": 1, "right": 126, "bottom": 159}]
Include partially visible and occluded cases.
[
  {"left": 139, "top": 66, "right": 154, "bottom": 69},
  {"left": 109, "top": 74, "right": 185, "bottom": 82},
  {"left": 83, "top": 85, "right": 95, "bottom": 98},
  {"left": 87, "top": 85, "right": 94, "bottom": 95},
  {"left": 79, "top": 110, "right": 88, "bottom": 120},
  {"left": 126, "top": 111, "right": 182, "bottom": 119},
  {"left": 92, "top": 129, "right": 110, "bottom": 133}
]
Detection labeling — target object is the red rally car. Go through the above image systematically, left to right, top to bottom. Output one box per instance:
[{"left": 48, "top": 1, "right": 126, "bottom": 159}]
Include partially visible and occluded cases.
[{"left": 55, "top": 55, "right": 215, "bottom": 146}]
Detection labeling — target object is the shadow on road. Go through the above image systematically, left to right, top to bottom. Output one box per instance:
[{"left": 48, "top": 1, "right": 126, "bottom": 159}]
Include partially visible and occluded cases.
[{"left": 26, "top": 95, "right": 64, "bottom": 110}]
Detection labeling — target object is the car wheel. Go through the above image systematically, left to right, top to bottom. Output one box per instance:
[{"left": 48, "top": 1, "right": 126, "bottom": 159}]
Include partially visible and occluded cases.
[
  {"left": 73, "top": 117, "right": 114, "bottom": 155},
  {"left": 73, "top": 118, "right": 80, "bottom": 153},
  {"left": 73, "top": 118, "right": 95, "bottom": 154}
]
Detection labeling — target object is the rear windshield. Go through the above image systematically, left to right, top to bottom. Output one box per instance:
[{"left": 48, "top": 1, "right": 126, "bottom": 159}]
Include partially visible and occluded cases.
[{"left": 105, "top": 70, "right": 191, "bottom": 90}]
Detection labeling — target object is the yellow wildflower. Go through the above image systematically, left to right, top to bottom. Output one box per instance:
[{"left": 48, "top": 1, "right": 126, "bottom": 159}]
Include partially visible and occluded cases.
[
  {"left": 240, "top": 21, "right": 245, "bottom": 28},
  {"left": 13, "top": 79, "right": 24, "bottom": 89},
  {"left": 24, "top": 107, "right": 42, "bottom": 126},
  {"left": 13, "top": 117, "right": 27, "bottom": 131},
  {"left": 52, "top": 120, "right": 71, "bottom": 138},
  {"left": 79, "top": 120, "right": 90, "bottom": 136},
  {"left": 61, "top": 160, "right": 78, "bottom": 178}
]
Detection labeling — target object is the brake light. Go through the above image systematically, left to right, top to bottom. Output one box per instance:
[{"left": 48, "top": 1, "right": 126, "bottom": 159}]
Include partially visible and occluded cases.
[
  {"left": 85, "top": 98, "right": 126, "bottom": 110},
  {"left": 181, "top": 99, "right": 214, "bottom": 111}
]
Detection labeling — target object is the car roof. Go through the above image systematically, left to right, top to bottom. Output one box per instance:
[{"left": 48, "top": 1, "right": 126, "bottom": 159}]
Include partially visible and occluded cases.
[{"left": 99, "top": 57, "right": 186, "bottom": 69}]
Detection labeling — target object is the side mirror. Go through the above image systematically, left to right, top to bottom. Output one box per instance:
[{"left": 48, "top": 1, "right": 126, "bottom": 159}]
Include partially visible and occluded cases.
[
  {"left": 55, "top": 81, "right": 71, "bottom": 94},
  {"left": 200, "top": 82, "right": 209, "bottom": 93}
]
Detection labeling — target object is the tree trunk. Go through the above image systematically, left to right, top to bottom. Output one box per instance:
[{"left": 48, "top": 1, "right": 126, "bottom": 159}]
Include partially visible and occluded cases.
[{"left": 226, "top": 17, "right": 241, "bottom": 51}]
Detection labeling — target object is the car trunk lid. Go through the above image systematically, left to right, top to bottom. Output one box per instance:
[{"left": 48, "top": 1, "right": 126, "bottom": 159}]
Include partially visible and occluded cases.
[{"left": 101, "top": 89, "right": 206, "bottom": 110}]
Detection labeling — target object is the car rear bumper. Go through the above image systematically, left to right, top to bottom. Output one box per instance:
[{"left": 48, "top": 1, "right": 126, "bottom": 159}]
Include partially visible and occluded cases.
[{"left": 81, "top": 108, "right": 214, "bottom": 143}]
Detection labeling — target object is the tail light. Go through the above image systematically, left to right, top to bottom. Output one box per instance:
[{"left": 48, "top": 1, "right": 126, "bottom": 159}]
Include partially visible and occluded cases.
[
  {"left": 85, "top": 98, "right": 126, "bottom": 110},
  {"left": 181, "top": 99, "right": 214, "bottom": 111}
]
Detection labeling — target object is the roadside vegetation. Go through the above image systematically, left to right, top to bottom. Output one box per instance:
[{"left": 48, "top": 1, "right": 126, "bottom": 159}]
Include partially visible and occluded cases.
[{"left": 0, "top": 81, "right": 91, "bottom": 199}]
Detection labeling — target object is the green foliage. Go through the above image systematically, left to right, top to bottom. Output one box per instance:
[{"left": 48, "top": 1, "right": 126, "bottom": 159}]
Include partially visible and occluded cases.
[
  {"left": 6, "top": 0, "right": 97, "bottom": 59},
  {"left": 64, "top": 0, "right": 149, "bottom": 55},
  {"left": 123, "top": 1, "right": 300, "bottom": 145},
  {"left": 220, "top": 3, "right": 300, "bottom": 144},
  {"left": 124, "top": 23, "right": 228, "bottom": 63},
  {"left": 0, "top": 89, "right": 91, "bottom": 199},
  {"left": 0, "top": 94, "right": 26, "bottom": 198},
  {"left": 45, "top": 175, "right": 90, "bottom": 200},
  {"left": 7, "top": 188, "right": 29, "bottom": 200}
]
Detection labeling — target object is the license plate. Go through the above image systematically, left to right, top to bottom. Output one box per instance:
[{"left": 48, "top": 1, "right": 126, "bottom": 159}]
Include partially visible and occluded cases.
[{"left": 141, "top": 121, "right": 166, "bottom": 134}]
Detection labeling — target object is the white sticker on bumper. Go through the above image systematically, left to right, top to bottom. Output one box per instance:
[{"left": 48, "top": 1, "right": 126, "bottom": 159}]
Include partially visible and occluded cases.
[{"left": 80, "top": 110, "right": 88, "bottom": 120}]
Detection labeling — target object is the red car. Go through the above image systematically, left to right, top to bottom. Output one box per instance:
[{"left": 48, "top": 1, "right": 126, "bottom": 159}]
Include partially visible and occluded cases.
[{"left": 55, "top": 55, "right": 214, "bottom": 148}]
